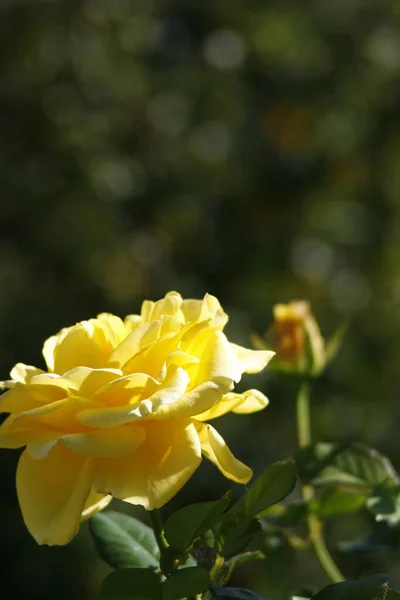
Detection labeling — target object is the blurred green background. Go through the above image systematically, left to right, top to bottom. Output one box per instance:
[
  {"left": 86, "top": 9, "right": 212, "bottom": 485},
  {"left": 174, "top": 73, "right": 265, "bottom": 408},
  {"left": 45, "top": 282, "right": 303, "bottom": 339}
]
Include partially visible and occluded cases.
[{"left": 2, "top": 0, "right": 400, "bottom": 598}]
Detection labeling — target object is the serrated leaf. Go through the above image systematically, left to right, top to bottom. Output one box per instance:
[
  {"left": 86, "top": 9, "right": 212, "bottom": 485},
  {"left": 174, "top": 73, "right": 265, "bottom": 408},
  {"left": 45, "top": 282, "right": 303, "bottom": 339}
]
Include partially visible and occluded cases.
[
  {"left": 297, "top": 443, "right": 398, "bottom": 490},
  {"left": 313, "top": 445, "right": 398, "bottom": 488},
  {"left": 164, "top": 493, "right": 231, "bottom": 551},
  {"left": 90, "top": 511, "right": 159, "bottom": 569},
  {"left": 162, "top": 567, "right": 209, "bottom": 600},
  {"left": 99, "top": 568, "right": 162, "bottom": 600},
  {"left": 310, "top": 575, "right": 388, "bottom": 600},
  {"left": 210, "top": 583, "right": 272, "bottom": 600}
]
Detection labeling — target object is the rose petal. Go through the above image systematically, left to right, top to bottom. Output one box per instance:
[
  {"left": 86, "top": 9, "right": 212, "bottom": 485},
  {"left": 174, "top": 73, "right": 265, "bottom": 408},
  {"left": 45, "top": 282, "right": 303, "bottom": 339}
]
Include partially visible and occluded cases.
[
  {"left": 93, "top": 419, "right": 201, "bottom": 509},
  {"left": 197, "top": 423, "right": 252, "bottom": 484},
  {"left": 16, "top": 443, "right": 93, "bottom": 545}
]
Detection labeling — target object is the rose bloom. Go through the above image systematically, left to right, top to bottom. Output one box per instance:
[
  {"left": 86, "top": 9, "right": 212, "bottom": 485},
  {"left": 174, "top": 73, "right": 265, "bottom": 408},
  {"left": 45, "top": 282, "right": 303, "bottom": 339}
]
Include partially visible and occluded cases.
[
  {"left": 0, "top": 292, "right": 273, "bottom": 545},
  {"left": 272, "top": 300, "right": 325, "bottom": 373}
]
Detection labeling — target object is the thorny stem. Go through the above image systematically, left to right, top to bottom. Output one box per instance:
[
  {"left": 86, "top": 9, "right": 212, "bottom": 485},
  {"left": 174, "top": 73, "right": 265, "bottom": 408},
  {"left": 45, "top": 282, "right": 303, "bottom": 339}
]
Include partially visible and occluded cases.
[{"left": 296, "top": 381, "right": 344, "bottom": 583}]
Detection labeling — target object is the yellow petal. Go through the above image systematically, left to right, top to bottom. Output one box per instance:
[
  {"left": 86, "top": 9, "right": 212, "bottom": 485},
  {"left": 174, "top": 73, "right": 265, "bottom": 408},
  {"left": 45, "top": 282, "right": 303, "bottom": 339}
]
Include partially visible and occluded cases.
[
  {"left": 150, "top": 292, "right": 183, "bottom": 320},
  {"left": 181, "top": 294, "right": 228, "bottom": 329},
  {"left": 140, "top": 300, "right": 155, "bottom": 321},
  {"left": 96, "top": 313, "right": 128, "bottom": 348},
  {"left": 124, "top": 314, "right": 142, "bottom": 334},
  {"left": 108, "top": 320, "right": 163, "bottom": 368},
  {"left": 50, "top": 322, "right": 108, "bottom": 373},
  {"left": 43, "top": 328, "right": 70, "bottom": 371},
  {"left": 121, "top": 329, "right": 183, "bottom": 379},
  {"left": 184, "top": 329, "right": 242, "bottom": 387},
  {"left": 230, "top": 343, "right": 275, "bottom": 374},
  {"left": 165, "top": 351, "right": 200, "bottom": 371},
  {"left": 10, "top": 363, "right": 44, "bottom": 383},
  {"left": 78, "top": 366, "right": 189, "bottom": 428},
  {"left": 63, "top": 367, "right": 122, "bottom": 397},
  {"left": 94, "top": 372, "right": 159, "bottom": 407},
  {"left": 29, "top": 373, "right": 74, "bottom": 400},
  {"left": 151, "top": 380, "right": 224, "bottom": 420},
  {"left": 0, "top": 384, "right": 46, "bottom": 415},
  {"left": 232, "top": 389, "right": 269, "bottom": 414},
  {"left": 194, "top": 394, "right": 243, "bottom": 421},
  {"left": 10, "top": 396, "right": 104, "bottom": 434},
  {"left": 0, "top": 415, "right": 59, "bottom": 450},
  {"left": 93, "top": 419, "right": 201, "bottom": 509},
  {"left": 197, "top": 423, "right": 252, "bottom": 484},
  {"left": 62, "top": 425, "right": 146, "bottom": 457},
  {"left": 16, "top": 443, "right": 93, "bottom": 545},
  {"left": 81, "top": 489, "right": 112, "bottom": 520}
]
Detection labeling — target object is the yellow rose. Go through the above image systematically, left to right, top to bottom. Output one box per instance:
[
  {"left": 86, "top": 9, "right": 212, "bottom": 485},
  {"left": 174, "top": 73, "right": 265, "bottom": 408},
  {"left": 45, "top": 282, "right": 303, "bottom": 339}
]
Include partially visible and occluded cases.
[{"left": 0, "top": 292, "right": 274, "bottom": 546}]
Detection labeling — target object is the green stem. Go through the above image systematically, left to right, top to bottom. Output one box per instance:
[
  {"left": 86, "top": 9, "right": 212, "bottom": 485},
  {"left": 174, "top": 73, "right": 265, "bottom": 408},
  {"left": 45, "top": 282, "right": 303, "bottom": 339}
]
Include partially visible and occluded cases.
[
  {"left": 296, "top": 381, "right": 344, "bottom": 583},
  {"left": 149, "top": 509, "right": 169, "bottom": 553}
]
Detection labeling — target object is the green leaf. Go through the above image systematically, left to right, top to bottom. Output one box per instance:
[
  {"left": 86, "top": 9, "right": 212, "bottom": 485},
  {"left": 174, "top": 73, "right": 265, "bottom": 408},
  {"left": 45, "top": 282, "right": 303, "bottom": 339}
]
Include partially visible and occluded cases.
[
  {"left": 295, "top": 443, "right": 349, "bottom": 483},
  {"left": 297, "top": 443, "right": 398, "bottom": 489},
  {"left": 313, "top": 445, "right": 398, "bottom": 488},
  {"left": 223, "top": 460, "right": 297, "bottom": 526},
  {"left": 220, "top": 461, "right": 296, "bottom": 556},
  {"left": 367, "top": 485, "right": 400, "bottom": 526},
  {"left": 314, "top": 489, "right": 366, "bottom": 519},
  {"left": 164, "top": 492, "right": 231, "bottom": 551},
  {"left": 259, "top": 501, "right": 307, "bottom": 528},
  {"left": 90, "top": 511, "right": 160, "bottom": 569},
  {"left": 221, "top": 518, "right": 261, "bottom": 557},
  {"left": 338, "top": 525, "right": 399, "bottom": 553},
  {"left": 162, "top": 567, "right": 210, "bottom": 600},
  {"left": 99, "top": 568, "right": 162, "bottom": 600},
  {"left": 310, "top": 575, "right": 388, "bottom": 600},
  {"left": 210, "top": 583, "right": 272, "bottom": 600}
]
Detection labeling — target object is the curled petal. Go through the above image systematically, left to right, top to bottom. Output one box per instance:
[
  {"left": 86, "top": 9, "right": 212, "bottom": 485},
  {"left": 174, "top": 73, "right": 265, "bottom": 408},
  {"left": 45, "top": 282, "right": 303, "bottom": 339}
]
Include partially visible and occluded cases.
[
  {"left": 147, "top": 291, "right": 183, "bottom": 321},
  {"left": 181, "top": 294, "right": 228, "bottom": 329},
  {"left": 231, "top": 343, "right": 275, "bottom": 374},
  {"left": 10, "top": 363, "right": 44, "bottom": 384},
  {"left": 151, "top": 380, "right": 224, "bottom": 420},
  {"left": 232, "top": 389, "right": 269, "bottom": 414},
  {"left": 197, "top": 423, "right": 252, "bottom": 484},
  {"left": 17, "top": 443, "right": 93, "bottom": 545},
  {"left": 81, "top": 489, "right": 112, "bottom": 520}
]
